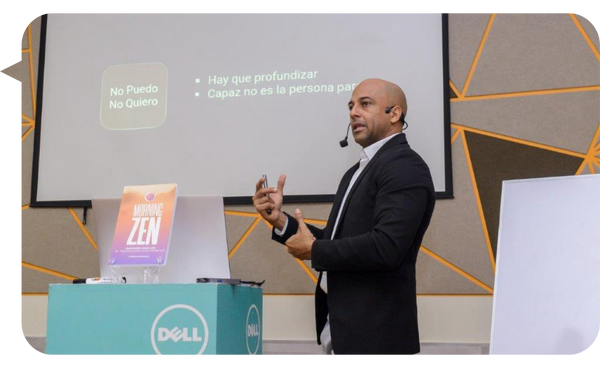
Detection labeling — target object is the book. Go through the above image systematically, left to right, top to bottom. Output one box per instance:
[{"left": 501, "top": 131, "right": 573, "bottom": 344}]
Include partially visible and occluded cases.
[{"left": 109, "top": 183, "right": 178, "bottom": 267}]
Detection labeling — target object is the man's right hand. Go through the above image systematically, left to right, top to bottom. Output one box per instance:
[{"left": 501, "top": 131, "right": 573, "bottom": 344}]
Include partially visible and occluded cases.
[{"left": 253, "top": 174, "right": 287, "bottom": 231}]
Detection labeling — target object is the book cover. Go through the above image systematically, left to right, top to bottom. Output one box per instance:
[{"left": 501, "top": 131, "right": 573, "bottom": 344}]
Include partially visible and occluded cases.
[{"left": 109, "top": 183, "right": 178, "bottom": 266}]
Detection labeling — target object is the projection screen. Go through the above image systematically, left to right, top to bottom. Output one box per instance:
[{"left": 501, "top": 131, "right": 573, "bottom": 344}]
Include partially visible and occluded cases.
[{"left": 32, "top": 14, "right": 452, "bottom": 206}]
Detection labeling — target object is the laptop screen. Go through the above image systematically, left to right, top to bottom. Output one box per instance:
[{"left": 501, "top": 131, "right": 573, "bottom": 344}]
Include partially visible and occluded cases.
[{"left": 93, "top": 196, "right": 231, "bottom": 284}]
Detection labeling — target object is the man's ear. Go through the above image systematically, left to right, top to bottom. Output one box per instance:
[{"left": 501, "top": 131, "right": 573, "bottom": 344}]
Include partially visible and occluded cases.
[{"left": 390, "top": 105, "right": 402, "bottom": 124}]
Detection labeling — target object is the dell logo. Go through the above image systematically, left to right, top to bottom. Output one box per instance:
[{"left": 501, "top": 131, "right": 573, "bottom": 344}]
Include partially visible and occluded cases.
[
  {"left": 151, "top": 304, "right": 209, "bottom": 355},
  {"left": 245, "top": 304, "right": 261, "bottom": 354},
  {"left": 247, "top": 324, "right": 260, "bottom": 338},
  {"left": 158, "top": 327, "right": 203, "bottom": 342}
]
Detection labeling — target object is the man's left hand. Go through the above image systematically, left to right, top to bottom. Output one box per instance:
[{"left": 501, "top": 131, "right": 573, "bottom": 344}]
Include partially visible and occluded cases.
[{"left": 285, "top": 209, "right": 315, "bottom": 260}]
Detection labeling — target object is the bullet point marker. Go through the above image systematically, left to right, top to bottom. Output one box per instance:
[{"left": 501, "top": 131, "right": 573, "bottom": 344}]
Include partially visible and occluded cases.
[
  {"left": 195, "top": 78, "right": 200, "bottom": 83},
  {"left": 195, "top": 92, "right": 200, "bottom": 97}
]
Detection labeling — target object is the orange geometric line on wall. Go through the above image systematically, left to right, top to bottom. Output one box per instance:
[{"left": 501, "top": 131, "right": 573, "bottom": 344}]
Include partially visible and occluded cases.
[
  {"left": 461, "top": 14, "right": 496, "bottom": 97},
  {"left": 570, "top": 14, "right": 600, "bottom": 62},
  {"left": 19, "top": 23, "right": 31, "bottom": 53},
  {"left": 27, "top": 25, "right": 36, "bottom": 118},
  {"left": 22, "top": 49, "right": 31, "bottom": 54},
  {"left": 449, "top": 79, "right": 463, "bottom": 99},
  {"left": 451, "top": 85, "right": 600, "bottom": 102},
  {"left": 22, "top": 114, "right": 34, "bottom": 124},
  {"left": 22, "top": 122, "right": 33, "bottom": 127},
  {"left": 452, "top": 123, "right": 588, "bottom": 159},
  {"left": 577, "top": 123, "right": 600, "bottom": 175},
  {"left": 585, "top": 123, "right": 600, "bottom": 157},
  {"left": 22, "top": 126, "right": 34, "bottom": 142},
  {"left": 451, "top": 128, "right": 462, "bottom": 144},
  {"left": 460, "top": 130, "right": 497, "bottom": 274},
  {"left": 588, "top": 160, "right": 598, "bottom": 174},
  {"left": 593, "top": 160, "right": 600, "bottom": 171},
  {"left": 575, "top": 161, "right": 588, "bottom": 175},
  {"left": 22, "top": 204, "right": 30, "bottom": 210},
  {"left": 68, "top": 207, "right": 98, "bottom": 251},
  {"left": 227, "top": 209, "right": 328, "bottom": 226},
  {"left": 228, "top": 209, "right": 322, "bottom": 278},
  {"left": 230, "top": 209, "right": 324, "bottom": 282},
  {"left": 224, "top": 210, "right": 260, "bottom": 218},
  {"left": 228, "top": 216, "right": 261, "bottom": 259},
  {"left": 265, "top": 217, "right": 327, "bottom": 229},
  {"left": 260, "top": 218, "right": 319, "bottom": 284},
  {"left": 262, "top": 218, "right": 273, "bottom": 230},
  {"left": 304, "top": 219, "right": 327, "bottom": 226},
  {"left": 421, "top": 246, "right": 493, "bottom": 294},
  {"left": 295, "top": 259, "right": 318, "bottom": 284},
  {"left": 22, "top": 262, "right": 78, "bottom": 281}
]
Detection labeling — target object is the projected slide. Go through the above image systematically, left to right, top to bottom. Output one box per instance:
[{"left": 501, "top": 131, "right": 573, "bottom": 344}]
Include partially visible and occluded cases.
[
  {"left": 34, "top": 14, "right": 450, "bottom": 205},
  {"left": 100, "top": 63, "right": 168, "bottom": 130}
]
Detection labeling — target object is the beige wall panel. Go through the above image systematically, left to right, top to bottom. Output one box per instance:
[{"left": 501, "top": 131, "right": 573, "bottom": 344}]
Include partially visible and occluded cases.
[
  {"left": 574, "top": 12, "right": 600, "bottom": 56},
  {"left": 29, "top": 13, "right": 42, "bottom": 82},
  {"left": 449, "top": 14, "right": 492, "bottom": 93},
  {"left": 467, "top": 14, "right": 600, "bottom": 96},
  {"left": 21, "top": 22, "right": 29, "bottom": 50},
  {"left": 3, "top": 54, "right": 33, "bottom": 118},
  {"left": 451, "top": 91, "right": 600, "bottom": 154},
  {"left": 19, "top": 128, "right": 33, "bottom": 206},
  {"left": 422, "top": 133, "right": 494, "bottom": 287},
  {"left": 22, "top": 208, "right": 100, "bottom": 282},
  {"left": 225, "top": 213, "right": 259, "bottom": 253},
  {"left": 229, "top": 220, "right": 316, "bottom": 294},
  {"left": 416, "top": 249, "right": 491, "bottom": 294},
  {"left": 19, "top": 266, "right": 71, "bottom": 294}
]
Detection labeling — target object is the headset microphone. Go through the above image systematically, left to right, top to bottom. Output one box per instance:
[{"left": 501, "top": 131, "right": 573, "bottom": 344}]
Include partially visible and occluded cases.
[{"left": 339, "top": 122, "right": 351, "bottom": 148}]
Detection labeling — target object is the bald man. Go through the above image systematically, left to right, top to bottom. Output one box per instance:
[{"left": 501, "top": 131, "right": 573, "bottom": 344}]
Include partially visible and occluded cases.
[{"left": 253, "top": 79, "right": 435, "bottom": 354}]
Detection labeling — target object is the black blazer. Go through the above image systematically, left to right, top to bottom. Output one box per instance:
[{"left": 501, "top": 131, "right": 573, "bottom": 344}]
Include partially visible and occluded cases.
[{"left": 273, "top": 133, "right": 436, "bottom": 354}]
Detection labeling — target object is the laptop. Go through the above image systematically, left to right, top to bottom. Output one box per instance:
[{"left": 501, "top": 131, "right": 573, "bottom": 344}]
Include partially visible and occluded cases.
[{"left": 92, "top": 196, "right": 231, "bottom": 284}]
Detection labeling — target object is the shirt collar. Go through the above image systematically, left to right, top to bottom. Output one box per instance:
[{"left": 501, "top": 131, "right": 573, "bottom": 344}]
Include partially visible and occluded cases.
[{"left": 361, "top": 133, "right": 401, "bottom": 161}]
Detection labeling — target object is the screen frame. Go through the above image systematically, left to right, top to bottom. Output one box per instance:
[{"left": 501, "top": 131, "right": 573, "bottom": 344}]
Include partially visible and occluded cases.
[{"left": 30, "top": 13, "right": 453, "bottom": 208}]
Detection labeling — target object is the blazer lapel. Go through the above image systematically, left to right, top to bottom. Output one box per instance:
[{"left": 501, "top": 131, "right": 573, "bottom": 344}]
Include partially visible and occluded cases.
[
  {"left": 332, "top": 134, "right": 407, "bottom": 239},
  {"left": 331, "top": 160, "right": 375, "bottom": 239},
  {"left": 324, "top": 161, "right": 359, "bottom": 239}
]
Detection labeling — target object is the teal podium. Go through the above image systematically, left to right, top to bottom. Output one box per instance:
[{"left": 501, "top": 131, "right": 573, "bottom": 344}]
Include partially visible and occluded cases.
[{"left": 46, "top": 283, "right": 263, "bottom": 354}]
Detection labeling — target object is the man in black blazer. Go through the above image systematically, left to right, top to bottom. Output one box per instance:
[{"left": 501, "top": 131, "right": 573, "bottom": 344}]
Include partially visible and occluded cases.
[{"left": 252, "top": 79, "right": 435, "bottom": 354}]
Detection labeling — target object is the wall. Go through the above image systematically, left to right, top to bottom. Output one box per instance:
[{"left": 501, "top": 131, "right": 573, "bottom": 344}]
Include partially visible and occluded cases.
[{"left": 10, "top": 14, "right": 600, "bottom": 347}]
